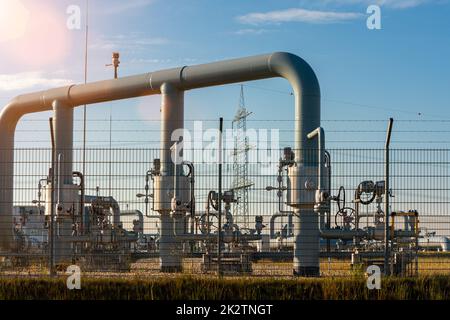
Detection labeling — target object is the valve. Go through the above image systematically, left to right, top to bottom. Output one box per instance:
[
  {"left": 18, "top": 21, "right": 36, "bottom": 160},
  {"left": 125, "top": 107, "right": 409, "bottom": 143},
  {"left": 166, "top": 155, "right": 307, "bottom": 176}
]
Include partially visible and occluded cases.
[
  {"left": 280, "top": 147, "right": 295, "bottom": 167},
  {"left": 355, "top": 180, "right": 376, "bottom": 205},
  {"left": 314, "top": 189, "right": 330, "bottom": 214},
  {"left": 255, "top": 215, "right": 265, "bottom": 235}
]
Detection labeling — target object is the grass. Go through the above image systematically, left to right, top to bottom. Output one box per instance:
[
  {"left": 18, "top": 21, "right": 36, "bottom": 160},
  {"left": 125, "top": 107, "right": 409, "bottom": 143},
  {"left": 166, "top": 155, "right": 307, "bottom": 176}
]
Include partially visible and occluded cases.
[
  {"left": 1, "top": 254, "right": 450, "bottom": 300},
  {"left": 2, "top": 255, "right": 450, "bottom": 278},
  {"left": 0, "top": 275, "right": 450, "bottom": 300}
]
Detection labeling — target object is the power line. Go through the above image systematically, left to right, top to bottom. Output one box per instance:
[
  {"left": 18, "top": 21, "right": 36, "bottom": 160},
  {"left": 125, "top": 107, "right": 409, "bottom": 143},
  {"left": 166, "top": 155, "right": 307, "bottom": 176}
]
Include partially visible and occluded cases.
[{"left": 239, "top": 83, "right": 449, "bottom": 119}]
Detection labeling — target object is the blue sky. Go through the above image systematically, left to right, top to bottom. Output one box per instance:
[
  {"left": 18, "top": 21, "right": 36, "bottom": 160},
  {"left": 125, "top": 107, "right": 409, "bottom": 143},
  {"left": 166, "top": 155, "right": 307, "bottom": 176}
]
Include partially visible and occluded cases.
[{"left": 0, "top": 0, "right": 450, "bottom": 148}]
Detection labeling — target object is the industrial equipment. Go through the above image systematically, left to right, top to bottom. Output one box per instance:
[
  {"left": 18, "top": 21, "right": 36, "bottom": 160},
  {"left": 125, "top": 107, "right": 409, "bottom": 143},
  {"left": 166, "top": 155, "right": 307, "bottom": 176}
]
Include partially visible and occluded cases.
[{"left": 0, "top": 52, "right": 430, "bottom": 277}]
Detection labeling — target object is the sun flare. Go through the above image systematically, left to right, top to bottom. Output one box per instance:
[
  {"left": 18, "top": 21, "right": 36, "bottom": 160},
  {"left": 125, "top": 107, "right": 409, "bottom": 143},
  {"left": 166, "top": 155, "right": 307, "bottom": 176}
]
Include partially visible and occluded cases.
[
  {"left": 0, "top": 0, "right": 30, "bottom": 43},
  {"left": 0, "top": 1, "right": 71, "bottom": 67}
]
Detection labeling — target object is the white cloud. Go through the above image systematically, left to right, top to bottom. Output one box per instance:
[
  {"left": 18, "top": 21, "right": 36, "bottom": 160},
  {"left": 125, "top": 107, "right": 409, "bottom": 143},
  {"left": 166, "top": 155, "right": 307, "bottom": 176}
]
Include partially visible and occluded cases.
[
  {"left": 102, "top": 0, "right": 155, "bottom": 15},
  {"left": 306, "top": 0, "right": 433, "bottom": 9},
  {"left": 383, "top": 0, "right": 430, "bottom": 8},
  {"left": 237, "top": 8, "right": 363, "bottom": 25},
  {"left": 89, "top": 33, "right": 169, "bottom": 51},
  {"left": 0, "top": 72, "right": 72, "bottom": 91}
]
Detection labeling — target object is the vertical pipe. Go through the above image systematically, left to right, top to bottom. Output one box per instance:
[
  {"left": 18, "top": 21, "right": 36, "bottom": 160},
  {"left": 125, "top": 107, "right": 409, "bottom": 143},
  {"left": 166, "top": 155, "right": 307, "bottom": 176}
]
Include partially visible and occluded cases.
[
  {"left": 158, "top": 83, "right": 184, "bottom": 272},
  {"left": 160, "top": 83, "right": 184, "bottom": 176},
  {"left": 291, "top": 86, "right": 320, "bottom": 277},
  {"left": 52, "top": 100, "right": 73, "bottom": 185},
  {"left": 52, "top": 100, "right": 74, "bottom": 264},
  {"left": 49, "top": 117, "right": 56, "bottom": 276},
  {"left": 217, "top": 117, "right": 223, "bottom": 277},
  {"left": 384, "top": 118, "right": 394, "bottom": 276},
  {"left": 293, "top": 127, "right": 323, "bottom": 277},
  {"left": 308, "top": 128, "right": 326, "bottom": 232},
  {"left": 57, "top": 154, "right": 63, "bottom": 207},
  {"left": 145, "top": 170, "right": 150, "bottom": 217},
  {"left": 73, "top": 172, "right": 84, "bottom": 235},
  {"left": 294, "top": 208, "right": 319, "bottom": 276}
]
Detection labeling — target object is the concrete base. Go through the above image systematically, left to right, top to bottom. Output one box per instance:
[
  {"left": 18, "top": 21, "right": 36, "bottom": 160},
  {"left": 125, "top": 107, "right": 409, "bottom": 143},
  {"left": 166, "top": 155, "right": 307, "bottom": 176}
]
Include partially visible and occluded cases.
[
  {"left": 159, "top": 213, "right": 184, "bottom": 273},
  {"left": 54, "top": 218, "right": 73, "bottom": 264},
  {"left": 293, "top": 266, "right": 320, "bottom": 277}
]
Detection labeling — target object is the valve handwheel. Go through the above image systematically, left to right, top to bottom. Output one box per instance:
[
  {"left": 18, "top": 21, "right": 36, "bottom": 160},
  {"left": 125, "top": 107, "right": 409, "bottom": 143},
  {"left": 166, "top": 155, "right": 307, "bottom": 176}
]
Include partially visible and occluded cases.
[
  {"left": 355, "top": 181, "right": 376, "bottom": 205},
  {"left": 336, "top": 186, "right": 346, "bottom": 212},
  {"left": 335, "top": 207, "right": 356, "bottom": 229}
]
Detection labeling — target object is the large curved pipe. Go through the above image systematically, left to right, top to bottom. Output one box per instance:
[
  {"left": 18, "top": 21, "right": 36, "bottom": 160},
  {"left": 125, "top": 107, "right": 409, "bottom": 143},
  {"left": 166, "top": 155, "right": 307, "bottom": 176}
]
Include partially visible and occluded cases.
[{"left": 0, "top": 52, "right": 320, "bottom": 272}]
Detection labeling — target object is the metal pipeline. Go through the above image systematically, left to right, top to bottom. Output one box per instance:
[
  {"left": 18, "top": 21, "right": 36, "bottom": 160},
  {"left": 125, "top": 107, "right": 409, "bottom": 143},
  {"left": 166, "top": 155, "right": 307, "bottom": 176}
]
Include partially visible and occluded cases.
[
  {"left": 0, "top": 52, "right": 320, "bottom": 276},
  {"left": 306, "top": 127, "right": 325, "bottom": 191},
  {"left": 307, "top": 127, "right": 327, "bottom": 229},
  {"left": 307, "top": 128, "right": 370, "bottom": 242},
  {"left": 181, "top": 161, "right": 195, "bottom": 234},
  {"left": 144, "top": 169, "right": 152, "bottom": 217},
  {"left": 72, "top": 171, "right": 85, "bottom": 234},
  {"left": 37, "top": 178, "right": 48, "bottom": 215},
  {"left": 83, "top": 195, "right": 121, "bottom": 227},
  {"left": 119, "top": 210, "right": 145, "bottom": 229},
  {"left": 269, "top": 213, "right": 293, "bottom": 239},
  {"left": 320, "top": 229, "right": 368, "bottom": 240}
]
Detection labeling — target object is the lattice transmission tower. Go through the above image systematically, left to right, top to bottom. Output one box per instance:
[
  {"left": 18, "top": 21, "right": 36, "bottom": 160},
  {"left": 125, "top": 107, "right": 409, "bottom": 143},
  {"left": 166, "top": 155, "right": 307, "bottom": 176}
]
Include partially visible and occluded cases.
[{"left": 232, "top": 85, "right": 253, "bottom": 228}]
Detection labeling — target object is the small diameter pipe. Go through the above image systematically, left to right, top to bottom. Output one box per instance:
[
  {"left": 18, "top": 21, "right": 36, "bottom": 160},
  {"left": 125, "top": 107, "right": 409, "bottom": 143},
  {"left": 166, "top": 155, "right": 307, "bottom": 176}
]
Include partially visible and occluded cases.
[
  {"left": 49, "top": 117, "right": 56, "bottom": 276},
  {"left": 384, "top": 118, "right": 394, "bottom": 276},
  {"left": 306, "top": 127, "right": 325, "bottom": 191},
  {"left": 307, "top": 127, "right": 327, "bottom": 230},
  {"left": 307, "top": 128, "right": 362, "bottom": 243},
  {"left": 172, "top": 143, "right": 179, "bottom": 200},
  {"left": 57, "top": 154, "right": 63, "bottom": 208},
  {"left": 181, "top": 161, "right": 195, "bottom": 234},
  {"left": 277, "top": 163, "right": 294, "bottom": 215},
  {"left": 144, "top": 170, "right": 151, "bottom": 217},
  {"left": 72, "top": 171, "right": 84, "bottom": 235},
  {"left": 37, "top": 178, "right": 48, "bottom": 215},
  {"left": 270, "top": 213, "right": 293, "bottom": 239},
  {"left": 320, "top": 229, "right": 368, "bottom": 240}
]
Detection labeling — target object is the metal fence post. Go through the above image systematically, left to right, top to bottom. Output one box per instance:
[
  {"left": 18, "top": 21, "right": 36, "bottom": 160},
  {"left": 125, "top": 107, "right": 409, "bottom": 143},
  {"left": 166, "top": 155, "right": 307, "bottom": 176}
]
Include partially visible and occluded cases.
[
  {"left": 217, "top": 117, "right": 223, "bottom": 277},
  {"left": 384, "top": 118, "right": 394, "bottom": 276}
]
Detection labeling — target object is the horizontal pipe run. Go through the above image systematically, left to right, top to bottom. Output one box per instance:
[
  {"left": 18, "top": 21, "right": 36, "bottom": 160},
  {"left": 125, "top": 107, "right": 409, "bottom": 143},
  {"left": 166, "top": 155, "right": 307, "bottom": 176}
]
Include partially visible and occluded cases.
[{"left": 320, "top": 229, "right": 368, "bottom": 240}]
